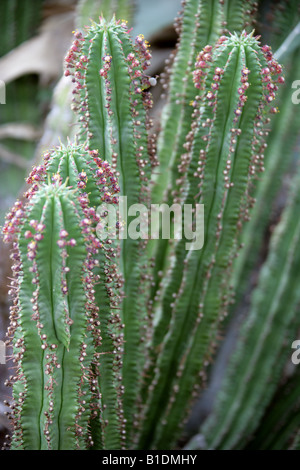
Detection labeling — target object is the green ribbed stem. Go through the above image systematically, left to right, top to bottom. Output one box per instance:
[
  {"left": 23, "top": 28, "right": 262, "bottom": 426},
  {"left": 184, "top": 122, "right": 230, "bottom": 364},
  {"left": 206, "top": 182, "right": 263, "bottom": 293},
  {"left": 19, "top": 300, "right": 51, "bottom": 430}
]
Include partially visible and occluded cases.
[
  {"left": 76, "top": 0, "right": 134, "bottom": 28},
  {"left": 149, "top": 0, "right": 257, "bottom": 306},
  {"left": 229, "top": 1, "right": 300, "bottom": 309},
  {"left": 66, "top": 18, "right": 154, "bottom": 441},
  {"left": 137, "top": 32, "right": 283, "bottom": 450},
  {"left": 40, "top": 143, "right": 124, "bottom": 449},
  {"left": 202, "top": 163, "right": 300, "bottom": 449},
  {"left": 4, "top": 183, "right": 98, "bottom": 449},
  {"left": 245, "top": 365, "right": 300, "bottom": 450}
]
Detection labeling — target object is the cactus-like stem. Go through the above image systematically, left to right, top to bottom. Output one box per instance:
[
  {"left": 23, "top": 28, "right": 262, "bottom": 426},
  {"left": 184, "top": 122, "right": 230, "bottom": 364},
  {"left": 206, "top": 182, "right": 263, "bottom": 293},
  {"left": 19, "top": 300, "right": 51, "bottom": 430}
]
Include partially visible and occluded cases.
[
  {"left": 0, "top": 0, "right": 43, "bottom": 55},
  {"left": 76, "top": 0, "right": 135, "bottom": 29},
  {"left": 148, "top": 0, "right": 258, "bottom": 302},
  {"left": 151, "top": 0, "right": 256, "bottom": 207},
  {"left": 151, "top": 0, "right": 223, "bottom": 207},
  {"left": 222, "top": 0, "right": 257, "bottom": 33},
  {"left": 261, "top": 0, "right": 300, "bottom": 52},
  {"left": 228, "top": 1, "right": 300, "bottom": 310},
  {"left": 2, "top": 2, "right": 299, "bottom": 452},
  {"left": 66, "top": 18, "right": 155, "bottom": 192},
  {"left": 65, "top": 19, "right": 156, "bottom": 440},
  {"left": 274, "top": 21, "right": 300, "bottom": 61},
  {"left": 137, "top": 32, "right": 283, "bottom": 449},
  {"left": 230, "top": 49, "right": 300, "bottom": 308},
  {"left": 23, "top": 142, "right": 125, "bottom": 449},
  {"left": 201, "top": 163, "right": 300, "bottom": 450},
  {"left": 3, "top": 181, "right": 107, "bottom": 449},
  {"left": 245, "top": 365, "right": 300, "bottom": 450},
  {"left": 290, "top": 420, "right": 300, "bottom": 450}
]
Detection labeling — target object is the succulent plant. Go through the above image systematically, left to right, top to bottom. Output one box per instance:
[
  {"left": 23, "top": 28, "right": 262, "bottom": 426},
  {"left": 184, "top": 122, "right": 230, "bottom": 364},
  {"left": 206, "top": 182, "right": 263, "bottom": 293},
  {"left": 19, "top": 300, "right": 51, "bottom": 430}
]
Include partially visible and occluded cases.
[
  {"left": 2, "top": 0, "right": 300, "bottom": 452},
  {"left": 137, "top": 30, "right": 284, "bottom": 450},
  {"left": 200, "top": 161, "right": 300, "bottom": 450}
]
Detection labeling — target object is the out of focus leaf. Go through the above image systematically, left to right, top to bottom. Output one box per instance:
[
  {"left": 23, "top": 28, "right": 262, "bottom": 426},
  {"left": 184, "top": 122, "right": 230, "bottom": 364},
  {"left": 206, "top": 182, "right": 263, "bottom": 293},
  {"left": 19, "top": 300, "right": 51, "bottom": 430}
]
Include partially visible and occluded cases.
[{"left": 0, "top": 12, "right": 75, "bottom": 84}]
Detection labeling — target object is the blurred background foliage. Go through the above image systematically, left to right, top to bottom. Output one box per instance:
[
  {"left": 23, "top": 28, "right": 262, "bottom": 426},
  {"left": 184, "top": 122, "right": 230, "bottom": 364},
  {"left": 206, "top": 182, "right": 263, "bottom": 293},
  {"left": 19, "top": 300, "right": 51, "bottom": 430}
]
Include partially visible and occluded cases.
[{"left": 0, "top": 0, "right": 300, "bottom": 449}]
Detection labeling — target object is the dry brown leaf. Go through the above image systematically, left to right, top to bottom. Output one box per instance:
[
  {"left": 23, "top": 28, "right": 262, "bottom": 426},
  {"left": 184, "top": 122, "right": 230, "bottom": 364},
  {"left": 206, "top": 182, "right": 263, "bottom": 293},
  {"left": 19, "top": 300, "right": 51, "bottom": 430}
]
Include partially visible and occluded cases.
[
  {"left": 0, "top": 12, "right": 75, "bottom": 85},
  {"left": 0, "top": 123, "right": 42, "bottom": 141},
  {"left": 0, "top": 144, "right": 29, "bottom": 168}
]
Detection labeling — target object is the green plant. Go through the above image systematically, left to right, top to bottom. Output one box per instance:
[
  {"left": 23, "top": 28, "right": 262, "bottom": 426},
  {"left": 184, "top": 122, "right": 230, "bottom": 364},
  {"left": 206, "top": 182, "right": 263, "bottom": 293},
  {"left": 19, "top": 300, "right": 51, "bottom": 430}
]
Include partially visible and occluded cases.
[
  {"left": 2, "top": 0, "right": 300, "bottom": 451},
  {"left": 137, "top": 29, "right": 284, "bottom": 450},
  {"left": 199, "top": 162, "right": 300, "bottom": 449}
]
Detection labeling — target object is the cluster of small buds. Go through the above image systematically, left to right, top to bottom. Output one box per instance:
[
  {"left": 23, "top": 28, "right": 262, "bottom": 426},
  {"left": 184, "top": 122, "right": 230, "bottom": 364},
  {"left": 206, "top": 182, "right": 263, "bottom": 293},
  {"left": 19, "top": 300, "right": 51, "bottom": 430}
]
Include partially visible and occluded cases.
[
  {"left": 119, "top": 18, "right": 129, "bottom": 29},
  {"left": 64, "top": 31, "right": 85, "bottom": 75},
  {"left": 64, "top": 31, "right": 89, "bottom": 117},
  {"left": 134, "top": 34, "right": 152, "bottom": 71},
  {"left": 216, "top": 35, "right": 230, "bottom": 48},
  {"left": 123, "top": 41, "right": 155, "bottom": 182},
  {"left": 261, "top": 44, "right": 273, "bottom": 62},
  {"left": 193, "top": 45, "right": 213, "bottom": 90},
  {"left": 247, "top": 45, "right": 284, "bottom": 175},
  {"left": 260, "top": 47, "right": 284, "bottom": 108},
  {"left": 159, "top": 48, "right": 177, "bottom": 100},
  {"left": 126, "top": 51, "right": 145, "bottom": 94},
  {"left": 126, "top": 52, "right": 141, "bottom": 75},
  {"left": 128, "top": 52, "right": 154, "bottom": 183},
  {"left": 99, "top": 54, "right": 112, "bottom": 79},
  {"left": 206, "top": 66, "right": 224, "bottom": 108},
  {"left": 233, "top": 67, "right": 251, "bottom": 123},
  {"left": 142, "top": 90, "right": 154, "bottom": 110},
  {"left": 148, "top": 132, "right": 159, "bottom": 169},
  {"left": 250, "top": 133, "right": 268, "bottom": 175},
  {"left": 25, "top": 150, "right": 55, "bottom": 198},
  {"left": 89, "top": 151, "right": 120, "bottom": 202},
  {"left": 24, "top": 152, "right": 55, "bottom": 199},
  {"left": 24, "top": 159, "right": 54, "bottom": 199},
  {"left": 26, "top": 164, "right": 47, "bottom": 185},
  {"left": 78, "top": 170, "right": 88, "bottom": 189},
  {"left": 52, "top": 173, "right": 63, "bottom": 184},
  {"left": 24, "top": 184, "right": 39, "bottom": 200},
  {"left": 74, "top": 194, "right": 107, "bottom": 262},
  {"left": 2, "top": 200, "right": 24, "bottom": 243},
  {"left": 24, "top": 219, "right": 50, "bottom": 344},
  {"left": 25, "top": 220, "right": 46, "bottom": 261},
  {"left": 56, "top": 229, "right": 77, "bottom": 250},
  {"left": 83, "top": 266, "right": 103, "bottom": 351},
  {"left": 6, "top": 284, "right": 21, "bottom": 340},
  {"left": 78, "top": 342, "right": 89, "bottom": 364},
  {"left": 44, "top": 350, "right": 61, "bottom": 375},
  {"left": 43, "top": 351, "right": 61, "bottom": 448},
  {"left": 5, "top": 388, "right": 25, "bottom": 446}
]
